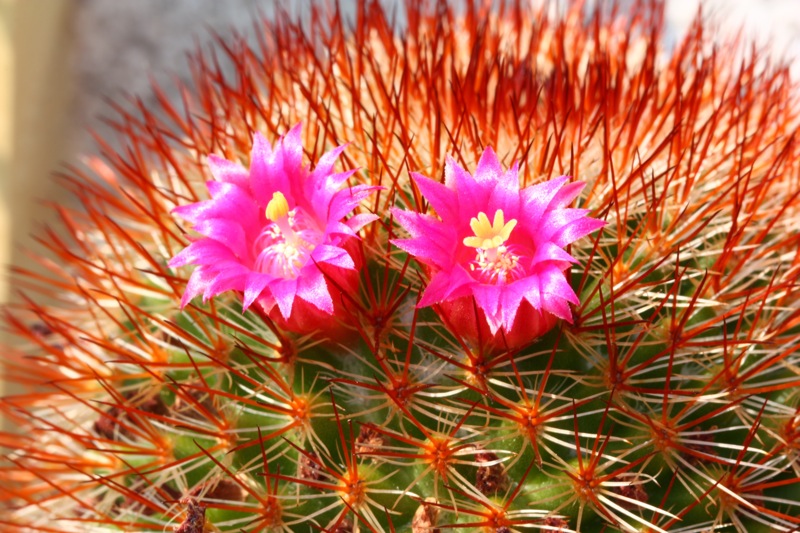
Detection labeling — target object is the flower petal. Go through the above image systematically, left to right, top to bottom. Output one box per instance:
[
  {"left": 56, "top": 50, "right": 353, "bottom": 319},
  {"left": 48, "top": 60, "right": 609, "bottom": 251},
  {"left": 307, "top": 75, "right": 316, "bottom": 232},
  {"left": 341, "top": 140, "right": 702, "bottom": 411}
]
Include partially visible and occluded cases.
[
  {"left": 248, "top": 132, "right": 280, "bottom": 206},
  {"left": 474, "top": 146, "right": 504, "bottom": 184},
  {"left": 208, "top": 154, "right": 249, "bottom": 187},
  {"left": 446, "top": 155, "right": 491, "bottom": 223},
  {"left": 486, "top": 161, "right": 521, "bottom": 218},
  {"left": 412, "top": 172, "right": 458, "bottom": 221},
  {"left": 520, "top": 176, "right": 570, "bottom": 226},
  {"left": 549, "top": 180, "right": 585, "bottom": 209},
  {"left": 174, "top": 181, "right": 259, "bottom": 230},
  {"left": 328, "top": 184, "right": 380, "bottom": 222},
  {"left": 391, "top": 208, "right": 458, "bottom": 269},
  {"left": 346, "top": 213, "right": 379, "bottom": 233},
  {"left": 551, "top": 215, "right": 606, "bottom": 247},
  {"left": 192, "top": 218, "right": 249, "bottom": 259},
  {"left": 169, "top": 239, "right": 237, "bottom": 268},
  {"left": 531, "top": 241, "right": 579, "bottom": 266},
  {"left": 312, "top": 244, "right": 355, "bottom": 270},
  {"left": 418, "top": 266, "right": 474, "bottom": 307},
  {"left": 180, "top": 267, "right": 216, "bottom": 308},
  {"left": 297, "top": 267, "right": 333, "bottom": 313},
  {"left": 242, "top": 273, "right": 274, "bottom": 311},
  {"left": 269, "top": 278, "right": 299, "bottom": 319},
  {"left": 472, "top": 284, "right": 502, "bottom": 332}
]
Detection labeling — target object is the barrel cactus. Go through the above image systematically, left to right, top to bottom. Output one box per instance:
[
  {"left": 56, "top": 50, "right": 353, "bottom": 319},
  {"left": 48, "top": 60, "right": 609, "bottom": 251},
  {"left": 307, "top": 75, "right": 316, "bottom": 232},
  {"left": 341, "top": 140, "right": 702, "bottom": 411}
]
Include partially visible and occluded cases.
[{"left": 2, "top": 1, "right": 800, "bottom": 532}]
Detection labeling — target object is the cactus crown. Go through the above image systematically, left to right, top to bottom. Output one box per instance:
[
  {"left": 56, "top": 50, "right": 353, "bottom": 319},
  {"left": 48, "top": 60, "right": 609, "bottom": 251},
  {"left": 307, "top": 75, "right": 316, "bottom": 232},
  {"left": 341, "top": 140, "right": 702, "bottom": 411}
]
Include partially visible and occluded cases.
[{"left": 2, "top": 1, "right": 800, "bottom": 532}]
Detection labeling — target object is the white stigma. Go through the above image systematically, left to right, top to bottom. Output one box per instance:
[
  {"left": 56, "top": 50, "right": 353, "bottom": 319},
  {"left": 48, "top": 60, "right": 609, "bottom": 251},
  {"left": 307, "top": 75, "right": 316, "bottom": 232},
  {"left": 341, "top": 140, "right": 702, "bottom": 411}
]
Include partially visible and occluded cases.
[{"left": 254, "top": 192, "right": 319, "bottom": 278}]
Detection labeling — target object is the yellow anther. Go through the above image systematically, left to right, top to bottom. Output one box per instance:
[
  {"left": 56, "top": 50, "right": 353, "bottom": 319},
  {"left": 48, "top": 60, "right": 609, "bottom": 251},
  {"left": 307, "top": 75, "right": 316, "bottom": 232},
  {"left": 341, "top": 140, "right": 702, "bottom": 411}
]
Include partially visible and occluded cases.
[
  {"left": 265, "top": 191, "right": 290, "bottom": 222},
  {"left": 463, "top": 209, "right": 517, "bottom": 249}
]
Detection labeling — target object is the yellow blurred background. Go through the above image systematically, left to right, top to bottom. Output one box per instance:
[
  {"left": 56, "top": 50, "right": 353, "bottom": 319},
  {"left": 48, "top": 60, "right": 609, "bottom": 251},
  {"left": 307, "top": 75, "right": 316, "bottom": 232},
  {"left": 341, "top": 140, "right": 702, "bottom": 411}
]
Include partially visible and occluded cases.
[{"left": 0, "top": 0, "right": 72, "bottom": 406}]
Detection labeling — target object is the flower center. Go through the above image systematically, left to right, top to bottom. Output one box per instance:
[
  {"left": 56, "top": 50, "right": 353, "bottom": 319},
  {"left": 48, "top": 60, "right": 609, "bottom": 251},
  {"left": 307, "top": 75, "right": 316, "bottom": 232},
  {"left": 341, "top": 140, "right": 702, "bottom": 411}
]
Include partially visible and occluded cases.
[
  {"left": 253, "top": 192, "right": 320, "bottom": 279},
  {"left": 463, "top": 209, "right": 523, "bottom": 284}
]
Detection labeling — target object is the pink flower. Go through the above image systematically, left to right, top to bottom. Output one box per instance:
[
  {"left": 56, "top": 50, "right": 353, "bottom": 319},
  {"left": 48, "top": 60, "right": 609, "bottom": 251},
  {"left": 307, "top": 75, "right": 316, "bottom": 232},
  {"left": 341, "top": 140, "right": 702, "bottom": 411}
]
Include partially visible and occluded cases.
[
  {"left": 170, "top": 124, "right": 378, "bottom": 331},
  {"left": 392, "top": 148, "right": 604, "bottom": 349}
]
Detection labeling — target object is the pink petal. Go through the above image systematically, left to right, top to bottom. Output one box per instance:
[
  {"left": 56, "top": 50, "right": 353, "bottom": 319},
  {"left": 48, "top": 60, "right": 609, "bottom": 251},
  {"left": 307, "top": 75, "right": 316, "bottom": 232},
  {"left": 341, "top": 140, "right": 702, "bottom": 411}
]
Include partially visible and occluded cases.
[
  {"left": 281, "top": 123, "right": 304, "bottom": 173},
  {"left": 249, "top": 131, "right": 287, "bottom": 206},
  {"left": 310, "top": 144, "right": 348, "bottom": 182},
  {"left": 474, "top": 146, "right": 504, "bottom": 183},
  {"left": 207, "top": 154, "right": 249, "bottom": 187},
  {"left": 446, "top": 156, "right": 490, "bottom": 222},
  {"left": 486, "top": 162, "right": 521, "bottom": 219},
  {"left": 308, "top": 169, "right": 357, "bottom": 215},
  {"left": 412, "top": 173, "right": 458, "bottom": 221},
  {"left": 520, "top": 176, "right": 570, "bottom": 225},
  {"left": 175, "top": 181, "right": 259, "bottom": 230},
  {"left": 549, "top": 181, "right": 585, "bottom": 209},
  {"left": 328, "top": 184, "right": 379, "bottom": 222},
  {"left": 488, "top": 190, "right": 520, "bottom": 221},
  {"left": 527, "top": 207, "right": 590, "bottom": 243},
  {"left": 391, "top": 208, "right": 441, "bottom": 238},
  {"left": 392, "top": 210, "right": 458, "bottom": 269},
  {"left": 346, "top": 213, "right": 379, "bottom": 232},
  {"left": 551, "top": 216, "right": 606, "bottom": 247},
  {"left": 192, "top": 218, "right": 248, "bottom": 259},
  {"left": 327, "top": 221, "right": 358, "bottom": 237},
  {"left": 392, "top": 234, "right": 456, "bottom": 270},
  {"left": 169, "top": 239, "right": 237, "bottom": 268},
  {"left": 531, "top": 241, "right": 579, "bottom": 265},
  {"left": 312, "top": 244, "right": 355, "bottom": 270},
  {"left": 203, "top": 264, "right": 249, "bottom": 297},
  {"left": 418, "top": 266, "right": 474, "bottom": 307},
  {"left": 181, "top": 267, "right": 216, "bottom": 307},
  {"left": 296, "top": 267, "right": 333, "bottom": 313},
  {"left": 538, "top": 267, "right": 578, "bottom": 322},
  {"left": 541, "top": 268, "right": 578, "bottom": 305},
  {"left": 242, "top": 273, "right": 273, "bottom": 311},
  {"left": 269, "top": 278, "right": 298, "bottom": 319},
  {"left": 498, "top": 281, "right": 529, "bottom": 331},
  {"left": 472, "top": 284, "right": 502, "bottom": 332},
  {"left": 523, "top": 285, "right": 542, "bottom": 311},
  {"left": 544, "top": 297, "right": 573, "bottom": 322}
]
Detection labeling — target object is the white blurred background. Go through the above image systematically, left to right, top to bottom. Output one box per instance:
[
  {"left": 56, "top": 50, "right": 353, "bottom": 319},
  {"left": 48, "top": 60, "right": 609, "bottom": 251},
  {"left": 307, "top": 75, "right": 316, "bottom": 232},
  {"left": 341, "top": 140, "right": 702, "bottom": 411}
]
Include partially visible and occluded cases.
[{"left": 0, "top": 0, "right": 798, "bottom": 401}]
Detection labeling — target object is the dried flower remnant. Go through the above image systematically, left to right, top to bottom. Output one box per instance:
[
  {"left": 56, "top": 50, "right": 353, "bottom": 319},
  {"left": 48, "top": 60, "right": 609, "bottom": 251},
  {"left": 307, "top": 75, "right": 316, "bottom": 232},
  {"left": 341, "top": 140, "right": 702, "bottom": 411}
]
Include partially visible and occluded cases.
[
  {"left": 169, "top": 124, "right": 379, "bottom": 332},
  {"left": 393, "top": 148, "right": 604, "bottom": 349},
  {"left": 354, "top": 424, "right": 384, "bottom": 456},
  {"left": 298, "top": 449, "right": 328, "bottom": 483},
  {"left": 475, "top": 450, "right": 509, "bottom": 496},
  {"left": 412, "top": 497, "right": 441, "bottom": 533},
  {"left": 174, "top": 498, "right": 207, "bottom": 533},
  {"left": 541, "top": 516, "right": 570, "bottom": 531}
]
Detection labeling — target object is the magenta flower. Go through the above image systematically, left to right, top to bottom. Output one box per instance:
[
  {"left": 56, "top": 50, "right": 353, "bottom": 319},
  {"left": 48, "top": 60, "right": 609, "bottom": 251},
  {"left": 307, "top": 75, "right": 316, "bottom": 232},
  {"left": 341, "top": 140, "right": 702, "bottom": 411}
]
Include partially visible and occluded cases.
[
  {"left": 169, "top": 124, "right": 378, "bottom": 329},
  {"left": 393, "top": 148, "right": 604, "bottom": 348}
]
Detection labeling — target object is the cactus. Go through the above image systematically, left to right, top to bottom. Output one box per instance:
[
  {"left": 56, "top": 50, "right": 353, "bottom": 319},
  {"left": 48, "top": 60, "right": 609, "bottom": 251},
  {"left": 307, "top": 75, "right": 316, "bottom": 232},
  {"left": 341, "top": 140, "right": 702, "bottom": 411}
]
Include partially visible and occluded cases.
[{"left": 2, "top": 1, "right": 800, "bottom": 531}]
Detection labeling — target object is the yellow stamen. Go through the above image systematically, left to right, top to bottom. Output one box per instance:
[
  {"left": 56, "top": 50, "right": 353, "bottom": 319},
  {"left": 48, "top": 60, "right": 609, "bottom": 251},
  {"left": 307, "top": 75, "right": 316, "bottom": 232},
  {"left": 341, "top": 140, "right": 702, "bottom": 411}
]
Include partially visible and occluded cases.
[
  {"left": 265, "top": 191, "right": 290, "bottom": 222},
  {"left": 463, "top": 209, "right": 517, "bottom": 249}
]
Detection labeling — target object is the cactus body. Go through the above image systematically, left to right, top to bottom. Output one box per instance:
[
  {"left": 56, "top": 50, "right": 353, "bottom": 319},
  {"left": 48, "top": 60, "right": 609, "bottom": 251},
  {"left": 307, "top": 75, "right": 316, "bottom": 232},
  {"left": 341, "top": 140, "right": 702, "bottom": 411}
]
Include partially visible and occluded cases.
[{"left": 2, "top": 1, "right": 800, "bottom": 532}]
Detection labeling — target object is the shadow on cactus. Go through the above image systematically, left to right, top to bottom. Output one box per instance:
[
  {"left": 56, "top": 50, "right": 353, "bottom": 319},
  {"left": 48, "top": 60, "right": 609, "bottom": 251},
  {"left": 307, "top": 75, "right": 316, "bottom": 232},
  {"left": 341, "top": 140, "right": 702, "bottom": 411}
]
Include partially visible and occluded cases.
[{"left": 2, "top": 0, "right": 800, "bottom": 532}]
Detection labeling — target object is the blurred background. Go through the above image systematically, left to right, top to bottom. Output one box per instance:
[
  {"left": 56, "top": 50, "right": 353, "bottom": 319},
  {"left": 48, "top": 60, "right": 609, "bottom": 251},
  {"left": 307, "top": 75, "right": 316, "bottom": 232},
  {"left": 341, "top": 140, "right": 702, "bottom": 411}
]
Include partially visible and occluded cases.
[{"left": 0, "top": 0, "right": 798, "bottom": 403}]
